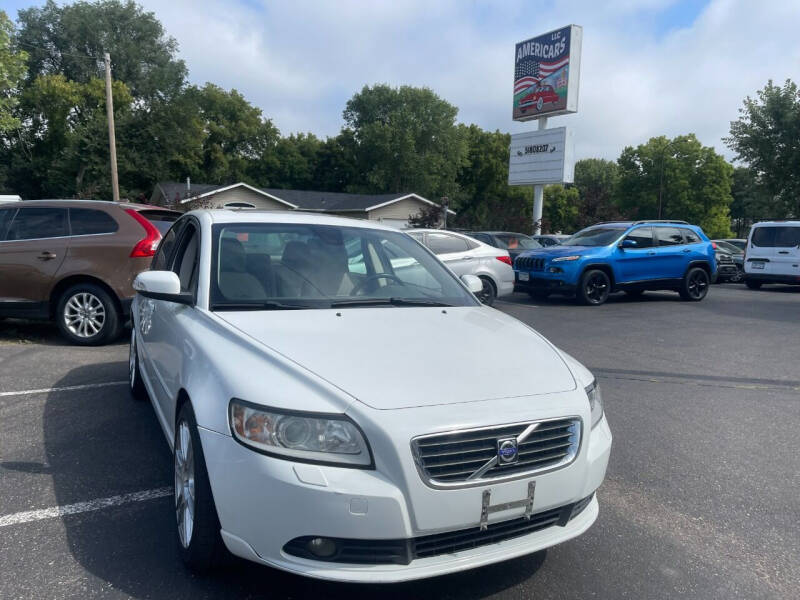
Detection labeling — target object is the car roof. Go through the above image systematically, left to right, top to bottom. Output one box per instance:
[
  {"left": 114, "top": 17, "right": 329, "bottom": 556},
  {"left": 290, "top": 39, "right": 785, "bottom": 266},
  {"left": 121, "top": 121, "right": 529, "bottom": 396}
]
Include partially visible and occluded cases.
[
  {"left": 0, "top": 199, "right": 180, "bottom": 213},
  {"left": 194, "top": 209, "right": 402, "bottom": 232},
  {"left": 751, "top": 220, "right": 800, "bottom": 226},
  {"left": 475, "top": 231, "right": 531, "bottom": 236}
]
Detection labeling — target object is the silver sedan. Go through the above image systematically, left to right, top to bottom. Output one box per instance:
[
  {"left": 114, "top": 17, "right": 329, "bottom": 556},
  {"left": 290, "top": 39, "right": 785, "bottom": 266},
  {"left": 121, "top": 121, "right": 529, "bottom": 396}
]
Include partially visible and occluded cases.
[{"left": 407, "top": 229, "right": 514, "bottom": 305}]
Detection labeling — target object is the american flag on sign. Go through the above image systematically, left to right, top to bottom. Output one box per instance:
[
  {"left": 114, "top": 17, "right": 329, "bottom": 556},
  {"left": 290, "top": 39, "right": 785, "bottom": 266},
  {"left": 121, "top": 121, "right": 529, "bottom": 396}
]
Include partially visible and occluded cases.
[{"left": 514, "top": 56, "right": 569, "bottom": 95}]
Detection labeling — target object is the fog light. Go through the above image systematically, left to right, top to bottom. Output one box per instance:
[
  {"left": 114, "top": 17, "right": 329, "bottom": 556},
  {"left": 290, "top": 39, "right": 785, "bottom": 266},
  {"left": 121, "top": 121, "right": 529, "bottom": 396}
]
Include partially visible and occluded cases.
[
  {"left": 548, "top": 267, "right": 562, "bottom": 273},
  {"left": 306, "top": 537, "right": 337, "bottom": 558}
]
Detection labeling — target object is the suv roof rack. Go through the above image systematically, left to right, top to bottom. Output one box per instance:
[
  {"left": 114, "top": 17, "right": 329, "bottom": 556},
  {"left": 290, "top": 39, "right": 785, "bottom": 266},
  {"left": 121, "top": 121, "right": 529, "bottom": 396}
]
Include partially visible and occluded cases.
[{"left": 632, "top": 220, "right": 689, "bottom": 225}]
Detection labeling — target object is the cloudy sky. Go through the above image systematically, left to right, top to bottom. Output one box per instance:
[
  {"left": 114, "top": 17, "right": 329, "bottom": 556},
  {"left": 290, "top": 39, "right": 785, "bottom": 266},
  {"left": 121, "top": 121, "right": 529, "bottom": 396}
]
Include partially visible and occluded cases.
[{"left": 8, "top": 0, "right": 800, "bottom": 160}]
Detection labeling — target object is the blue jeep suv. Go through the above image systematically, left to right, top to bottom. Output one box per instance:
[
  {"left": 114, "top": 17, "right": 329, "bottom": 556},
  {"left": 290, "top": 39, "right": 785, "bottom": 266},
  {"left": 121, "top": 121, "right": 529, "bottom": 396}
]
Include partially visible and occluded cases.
[{"left": 514, "top": 221, "right": 717, "bottom": 305}]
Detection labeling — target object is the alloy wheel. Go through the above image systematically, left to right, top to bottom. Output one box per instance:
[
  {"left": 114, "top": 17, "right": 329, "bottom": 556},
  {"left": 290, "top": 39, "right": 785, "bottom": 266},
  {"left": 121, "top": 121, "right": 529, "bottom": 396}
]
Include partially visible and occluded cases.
[
  {"left": 687, "top": 271, "right": 709, "bottom": 299},
  {"left": 585, "top": 273, "right": 609, "bottom": 304},
  {"left": 477, "top": 278, "right": 496, "bottom": 305},
  {"left": 63, "top": 292, "right": 106, "bottom": 339},
  {"left": 175, "top": 420, "right": 195, "bottom": 549}
]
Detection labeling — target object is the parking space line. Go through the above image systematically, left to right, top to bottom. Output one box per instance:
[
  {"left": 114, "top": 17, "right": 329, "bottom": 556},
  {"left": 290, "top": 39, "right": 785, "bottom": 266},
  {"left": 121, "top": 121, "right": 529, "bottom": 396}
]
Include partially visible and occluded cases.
[
  {"left": 0, "top": 380, "right": 127, "bottom": 398},
  {"left": 0, "top": 487, "right": 172, "bottom": 528}
]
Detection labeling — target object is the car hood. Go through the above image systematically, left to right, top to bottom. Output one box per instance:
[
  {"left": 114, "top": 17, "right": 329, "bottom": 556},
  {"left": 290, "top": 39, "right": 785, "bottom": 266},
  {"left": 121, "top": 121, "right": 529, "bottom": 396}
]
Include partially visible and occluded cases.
[
  {"left": 518, "top": 245, "right": 594, "bottom": 259},
  {"left": 217, "top": 307, "right": 576, "bottom": 410}
]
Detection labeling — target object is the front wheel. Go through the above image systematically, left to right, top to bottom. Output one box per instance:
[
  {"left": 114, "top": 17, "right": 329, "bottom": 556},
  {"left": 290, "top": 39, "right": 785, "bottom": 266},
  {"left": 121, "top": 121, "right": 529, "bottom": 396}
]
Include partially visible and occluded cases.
[
  {"left": 679, "top": 268, "right": 709, "bottom": 301},
  {"left": 729, "top": 268, "right": 744, "bottom": 283},
  {"left": 577, "top": 269, "right": 610, "bottom": 305},
  {"left": 477, "top": 277, "right": 497, "bottom": 306},
  {"left": 745, "top": 279, "right": 762, "bottom": 290},
  {"left": 175, "top": 403, "right": 226, "bottom": 571}
]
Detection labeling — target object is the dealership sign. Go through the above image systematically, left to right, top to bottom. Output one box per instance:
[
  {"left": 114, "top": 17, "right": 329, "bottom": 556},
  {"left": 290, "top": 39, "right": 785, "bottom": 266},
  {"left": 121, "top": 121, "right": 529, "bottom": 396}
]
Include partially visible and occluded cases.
[
  {"left": 513, "top": 25, "right": 582, "bottom": 121},
  {"left": 508, "top": 128, "right": 574, "bottom": 185}
]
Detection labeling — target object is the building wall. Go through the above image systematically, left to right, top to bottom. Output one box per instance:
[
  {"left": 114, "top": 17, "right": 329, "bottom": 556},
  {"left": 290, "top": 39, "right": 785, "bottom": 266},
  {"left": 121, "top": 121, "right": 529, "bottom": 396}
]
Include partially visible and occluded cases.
[
  {"left": 204, "top": 188, "right": 292, "bottom": 210},
  {"left": 368, "top": 198, "right": 429, "bottom": 221}
]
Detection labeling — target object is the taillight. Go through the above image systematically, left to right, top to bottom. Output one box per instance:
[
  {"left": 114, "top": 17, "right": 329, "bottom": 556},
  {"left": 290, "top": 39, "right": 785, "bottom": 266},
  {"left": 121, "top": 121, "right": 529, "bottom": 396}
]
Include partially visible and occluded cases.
[
  {"left": 125, "top": 209, "right": 162, "bottom": 258},
  {"left": 711, "top": 242, "right": 717, "bottom": 250},
  {"left": 496, "top": 255, "right": 513, "bottom": 266}
]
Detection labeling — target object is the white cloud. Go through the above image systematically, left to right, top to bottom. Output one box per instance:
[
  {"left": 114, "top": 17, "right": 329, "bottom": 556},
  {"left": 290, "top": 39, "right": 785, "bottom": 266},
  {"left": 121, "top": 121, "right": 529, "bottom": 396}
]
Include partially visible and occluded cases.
[{"left": 138, "top": 0, "right": 800, "bottom": 161}]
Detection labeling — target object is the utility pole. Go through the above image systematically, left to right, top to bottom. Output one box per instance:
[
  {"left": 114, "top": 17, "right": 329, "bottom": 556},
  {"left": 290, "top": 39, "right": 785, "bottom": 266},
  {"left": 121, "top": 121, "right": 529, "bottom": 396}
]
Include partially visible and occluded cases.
[
  {"left": 104, "top": 53, "right": 120, "bottom": 203},
  {"left": 531, "top": 117, "right": 548, "bottom": 235},
  {"left": 441, "top": 196, "right": 449, "bottom": 229}
]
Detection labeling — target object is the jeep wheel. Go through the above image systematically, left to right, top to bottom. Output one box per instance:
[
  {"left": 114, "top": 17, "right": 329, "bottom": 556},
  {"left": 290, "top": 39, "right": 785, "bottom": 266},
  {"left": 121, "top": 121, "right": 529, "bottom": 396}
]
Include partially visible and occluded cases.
[
  {"left": 679, "top": 268, "right": 709, "bottom": 301},
  {"left": 577, "top": 270, "right": 610, "bottom": 306}
]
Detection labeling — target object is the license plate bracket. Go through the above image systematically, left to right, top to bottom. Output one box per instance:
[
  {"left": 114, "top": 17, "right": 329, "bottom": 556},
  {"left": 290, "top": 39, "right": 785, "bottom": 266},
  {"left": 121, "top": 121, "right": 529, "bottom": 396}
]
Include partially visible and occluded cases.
[
  {"left": 751, "top": 262, "right": 765, "bottom": 269},
  {"left": 480, "top": 481, "right": 536, "bottom": 531}
]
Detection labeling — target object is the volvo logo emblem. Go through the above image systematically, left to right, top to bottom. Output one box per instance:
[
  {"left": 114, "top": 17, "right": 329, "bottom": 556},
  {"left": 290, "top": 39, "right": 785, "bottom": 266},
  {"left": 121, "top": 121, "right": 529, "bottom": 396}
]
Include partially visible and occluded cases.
[{"left": 497, "top": 438, "right": 519, "bottom": 465}]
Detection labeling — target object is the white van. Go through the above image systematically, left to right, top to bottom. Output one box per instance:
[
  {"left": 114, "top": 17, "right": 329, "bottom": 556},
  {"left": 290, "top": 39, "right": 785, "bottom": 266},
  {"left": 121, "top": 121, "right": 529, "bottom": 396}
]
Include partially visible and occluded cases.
[{"left": 744, "top": 221, "right": 800, "bottom": 289}]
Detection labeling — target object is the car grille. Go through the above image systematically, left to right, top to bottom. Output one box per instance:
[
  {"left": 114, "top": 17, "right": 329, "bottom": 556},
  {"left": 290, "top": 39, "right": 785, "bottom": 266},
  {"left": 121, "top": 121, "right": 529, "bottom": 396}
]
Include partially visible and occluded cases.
[
  {"left": 718, "top": 254, "right": 733, "bottom": 263},
  {"left": 516, "top": 256, "right": 545, "bottom": 271},
  {"left": 412, "top": 418, "right": 581, "bottom": 487},
  {"left": 283, "top": 493, "right": 595, "bottom": 565}
]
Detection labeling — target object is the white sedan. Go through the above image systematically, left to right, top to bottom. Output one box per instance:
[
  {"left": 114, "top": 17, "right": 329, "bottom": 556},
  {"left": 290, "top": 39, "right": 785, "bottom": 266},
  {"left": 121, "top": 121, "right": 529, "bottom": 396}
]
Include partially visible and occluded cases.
[{"left": 129, "top": 210, "right": 611, "bottom": 582}]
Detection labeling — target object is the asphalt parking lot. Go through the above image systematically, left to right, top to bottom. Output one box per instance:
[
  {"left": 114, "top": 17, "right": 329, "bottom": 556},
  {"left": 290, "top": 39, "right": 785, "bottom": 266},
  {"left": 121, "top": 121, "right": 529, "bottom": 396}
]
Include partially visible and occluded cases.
[{"left": 1, "top": 284, "right": 798, "bottom": 600}]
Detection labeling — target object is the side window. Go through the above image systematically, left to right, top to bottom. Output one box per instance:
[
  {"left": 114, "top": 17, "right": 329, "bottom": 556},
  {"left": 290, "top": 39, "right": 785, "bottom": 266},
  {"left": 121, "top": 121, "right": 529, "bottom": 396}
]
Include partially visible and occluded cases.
[
  {"left": 0, "top": 208, "right": 16, "bottom": 240},
  {"left": 6, "top": 208, "right": 68, "bottom": 241},
  {"left": 69, "top": 208, "right": 119, "bottom": 236},
  {"left": 152, "top": 221, "right": 183, "bottom": 271},
  {"left": 173, "top": 225, "right": 200, "bottom": 294},
  {"left": 774, "top": 226, "right": 800, "bottom": 247},
  {"left": 623, "top": 227, "right": 654, "bottom": 249},
  {"left": 655, "top": 227, "right": 684, "bottom": 246},
  {"left": 751, "top": 227, "right": 775, "bottom": 247},
  {"left": 682, "top": 229, "right": 700, "bottom": 244},
  {"left": 426, "top": 232, "right": 469, "bottom": 255},
  {"left": 472, "top": 233, "right": 492, "bottom": 245}
]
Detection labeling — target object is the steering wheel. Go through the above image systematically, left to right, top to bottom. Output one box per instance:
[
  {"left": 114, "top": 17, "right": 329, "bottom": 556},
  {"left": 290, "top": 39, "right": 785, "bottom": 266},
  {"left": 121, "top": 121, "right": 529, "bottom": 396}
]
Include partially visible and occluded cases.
[{"left": 352, "top": 273, "right": 404, "bottom": 295}]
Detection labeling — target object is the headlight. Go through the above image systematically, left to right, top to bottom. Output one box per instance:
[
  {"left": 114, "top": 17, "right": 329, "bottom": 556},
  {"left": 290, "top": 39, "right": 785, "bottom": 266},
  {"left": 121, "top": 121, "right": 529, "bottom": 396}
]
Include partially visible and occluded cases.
[
  {"left": 552, "top": 255, "right": 581, "bottom": 262},
  {"left": 585, "top": 379, "right": 604, "bottom": 428},
  {"left": 229, "top": 399, "right": 373, "bottom": 467}
]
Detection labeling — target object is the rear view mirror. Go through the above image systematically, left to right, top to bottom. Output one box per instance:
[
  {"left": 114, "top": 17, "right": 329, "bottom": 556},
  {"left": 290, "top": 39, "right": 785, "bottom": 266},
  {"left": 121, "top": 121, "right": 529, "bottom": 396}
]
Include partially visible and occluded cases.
[
  {"left": 620, "top": 239, "right": 638, "bottom": 249},
  {"left": 133, "top": 271, "right": 193, "bottom": 305},
  {"left": 461, "top": 274, "right": 484, "bottom": 294}
]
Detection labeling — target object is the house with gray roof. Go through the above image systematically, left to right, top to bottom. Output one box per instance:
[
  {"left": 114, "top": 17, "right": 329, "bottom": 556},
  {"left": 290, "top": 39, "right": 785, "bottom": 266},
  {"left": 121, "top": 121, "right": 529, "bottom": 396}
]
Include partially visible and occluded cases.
[{"left": 148, "top": 181, "right": 453, "bottom": 229}]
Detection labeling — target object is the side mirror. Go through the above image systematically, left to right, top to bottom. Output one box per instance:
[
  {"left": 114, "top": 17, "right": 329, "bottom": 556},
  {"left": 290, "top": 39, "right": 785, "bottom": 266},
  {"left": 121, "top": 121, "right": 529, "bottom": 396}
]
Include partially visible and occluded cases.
[
  {"left": 619, "top": 239, "right": 638, "bottom": 249},
  {"left": 133, "top": 271, "right": 193, "bottom": 305},
  {"left": 461, "top": 274, "right": 484, "bottom": 294}
]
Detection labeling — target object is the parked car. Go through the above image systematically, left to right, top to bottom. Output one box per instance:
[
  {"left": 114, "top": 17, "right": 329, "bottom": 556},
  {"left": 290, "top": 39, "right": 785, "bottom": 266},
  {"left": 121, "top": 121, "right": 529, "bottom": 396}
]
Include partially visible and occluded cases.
[
  {"left": 519, "top": 84, "right": 560, "bottom": 112},
  {"left": 0, "top": 199, "right": 180, "bottom": 344},
  {"left": 129, "top": 209, "right": 611, "bottom": 581},
  {"left": 514, "top": 220, "right": 717, "bottom": 305},
  {"left": 743, "top": 221, "right": 800, "bottom": 289},
  {"left": 407, "top": 229, "right": 513, "bottom": 306},
  {"left": 469, "top": 231, "right": 542, "bottom": 260},
  {"left": 532, "top": 234, "right": 570, "bottom": 247},
  {"left": 718, "top": 238, "right": 747, "bottom": 251},
  {"left": 711, "top": 240, "right": 744, "bottom": 282},
  {"left": 714, "top": 249, "right": 739, "bottom": 283}
]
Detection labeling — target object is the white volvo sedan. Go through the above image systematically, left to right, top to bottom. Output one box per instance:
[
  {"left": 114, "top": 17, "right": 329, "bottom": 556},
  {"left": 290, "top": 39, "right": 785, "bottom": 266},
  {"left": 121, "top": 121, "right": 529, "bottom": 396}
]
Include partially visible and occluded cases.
[{"left": 129, "top": 210, "right": 611, "bottom": 583}]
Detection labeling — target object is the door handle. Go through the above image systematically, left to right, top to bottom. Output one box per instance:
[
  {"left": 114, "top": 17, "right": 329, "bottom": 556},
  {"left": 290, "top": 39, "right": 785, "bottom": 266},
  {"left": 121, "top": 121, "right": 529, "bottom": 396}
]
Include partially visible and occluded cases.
[
  {"left": 682, "top": 248, "right": 691, "bottom": 253},
  {"left": 647, "top": 251, "right": 656, "bottom": 256},
  {"left": 778, "top": 251, "right": 789, "bottom": 255},
  {"left": 37, "top": 252, "right": 57, "bottom": 261},
  {"left": 462, "top": 256, "right": 473, "bottom": 260}
]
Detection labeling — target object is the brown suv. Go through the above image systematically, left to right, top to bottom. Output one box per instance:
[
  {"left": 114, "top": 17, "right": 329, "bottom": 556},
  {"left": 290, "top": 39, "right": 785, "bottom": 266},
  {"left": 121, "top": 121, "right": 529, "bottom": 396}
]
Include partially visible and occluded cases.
[{"left": 0, "top": 200, "right": 180, "bottom": 345}]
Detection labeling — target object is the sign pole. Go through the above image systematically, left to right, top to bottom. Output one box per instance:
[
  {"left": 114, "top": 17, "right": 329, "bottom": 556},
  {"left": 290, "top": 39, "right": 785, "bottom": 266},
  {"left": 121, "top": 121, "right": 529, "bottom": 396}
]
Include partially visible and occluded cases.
[
  {"left": 104, "top": 53, "right": 120, "bottom": 203},
  {"left": 531, "top": 117, "right": 548, "bottom": 235}
]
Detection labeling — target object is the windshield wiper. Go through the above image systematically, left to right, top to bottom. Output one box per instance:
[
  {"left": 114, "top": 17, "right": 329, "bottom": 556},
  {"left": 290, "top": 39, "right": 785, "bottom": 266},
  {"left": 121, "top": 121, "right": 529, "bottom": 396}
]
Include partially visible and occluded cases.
[
  {"left": 329, "top": 298, "right": 453, "bottom": 308},
  {"left": 210, "top": 301, "right": 309, "bottom": 311}
]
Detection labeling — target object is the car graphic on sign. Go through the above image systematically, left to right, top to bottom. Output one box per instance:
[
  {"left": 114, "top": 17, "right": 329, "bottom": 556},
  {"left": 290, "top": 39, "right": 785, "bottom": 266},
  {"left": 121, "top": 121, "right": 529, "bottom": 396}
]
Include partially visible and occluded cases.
[{"left": 519, "top": 85, "right": 559, "bottom": 113}]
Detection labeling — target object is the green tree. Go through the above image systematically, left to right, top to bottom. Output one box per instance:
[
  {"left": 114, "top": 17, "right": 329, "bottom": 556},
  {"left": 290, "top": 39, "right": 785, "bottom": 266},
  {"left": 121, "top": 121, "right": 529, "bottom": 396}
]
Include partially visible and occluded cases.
[
  {"left": 17, "top": 0, "right": 186, "bottom": 100},
  {"left": 0, "top": 10, "right": 27, "bottom": 134},
  {"left": 724, "top": 79, "right": 800, "bottom": 217},
  {"left": 342, "top": 84, "right": 467, "bottom": 200},
  {"left": 452, "top": 124, "right": 530, "bottom": 231},
  {"left": 617, "top": 134, "right": 733, "bottom": 237},
  {"left": 573, "top": 159, "right": 623, "bottom": 228},
  {"left": 729, "top": 167, "right": 774, "bottom": 236},
  {"left": 542, "top": 185, "right": 579, "bottom": 233}
]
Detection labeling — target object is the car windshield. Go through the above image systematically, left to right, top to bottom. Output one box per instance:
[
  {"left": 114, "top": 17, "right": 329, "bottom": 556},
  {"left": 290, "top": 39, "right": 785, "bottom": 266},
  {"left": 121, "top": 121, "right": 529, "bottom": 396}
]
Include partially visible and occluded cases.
[
  {"left": 209, "top": 223, "right": 479, "bottom": 310},
  {"left": 560, "top": 227, "right": 627, "bottom": 247},
  {"left": 494, "top": 234, "right": 541, "bottom": 250}
]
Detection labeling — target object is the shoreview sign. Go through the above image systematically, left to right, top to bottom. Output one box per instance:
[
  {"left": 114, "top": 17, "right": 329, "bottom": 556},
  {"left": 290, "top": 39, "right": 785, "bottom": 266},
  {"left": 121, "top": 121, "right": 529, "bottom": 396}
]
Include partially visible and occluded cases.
[
  {"left": 513, "top": 25, "right": 582, "bottom": 121},
  {"left": 508, "top": 128, "right": 574, "bottom": 185}
]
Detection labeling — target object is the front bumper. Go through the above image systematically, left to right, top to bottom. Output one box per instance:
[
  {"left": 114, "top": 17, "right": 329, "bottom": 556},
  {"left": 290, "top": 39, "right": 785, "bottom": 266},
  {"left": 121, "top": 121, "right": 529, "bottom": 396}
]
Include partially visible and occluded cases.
[
  {"left": 744, "top": 272, "right": 800, "bottom": 285},
  {"left": 514, "top": 274, "right": 576, "bottom": 294},
  {"left": 198, "top": 406, "right": 611, "bottom": 583}
]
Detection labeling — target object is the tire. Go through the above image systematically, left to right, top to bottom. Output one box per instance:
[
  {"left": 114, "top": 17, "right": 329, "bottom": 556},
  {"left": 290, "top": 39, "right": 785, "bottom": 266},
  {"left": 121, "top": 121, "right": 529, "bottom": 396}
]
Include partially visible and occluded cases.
[
  {"left": 679, "top": 267, "right": 710, "bottom": 301},
  {"left": 577, "top": 269, "right": 611, "bottom": 306},
  {"left": 729, "top": 269, "right": 744, "bottom": 284},
  {"left": 477, "top": 276, "right": 497, "bottom": 306},
  {"left": 745, "top": 279, "right": 762, "bottom": 290},
  {"left": 55, "top": 283, "right": 121, "bottom": 346},
  {"left": 625, "top": 289, "right": 645, "bottom": 298},
  {"left": 129, "top": 329, "right": 148, "bottom": 401},
  {"left": 175, "top": 402, "right": 227, "bottom": 572}
]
